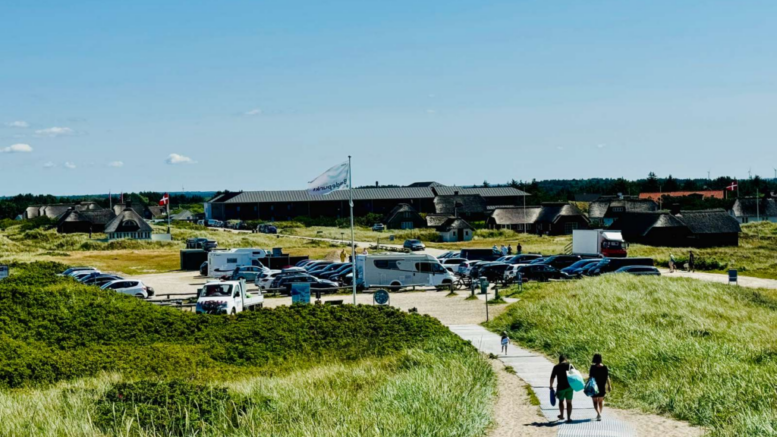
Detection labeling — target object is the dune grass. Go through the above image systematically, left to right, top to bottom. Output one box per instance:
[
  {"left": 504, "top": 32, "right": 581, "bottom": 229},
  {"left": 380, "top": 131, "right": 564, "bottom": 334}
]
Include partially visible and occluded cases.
[
  {"left": 0, "top": 262, "right": 496, "bottom": 436},
  {"left": 487, "top": 274, "right": 777, "bottom": 436}
]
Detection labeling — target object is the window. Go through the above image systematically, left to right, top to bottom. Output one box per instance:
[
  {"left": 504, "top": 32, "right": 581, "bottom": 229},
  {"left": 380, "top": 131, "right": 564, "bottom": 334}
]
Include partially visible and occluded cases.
[
  {"left": 237, "top": 206, "right": 241, "bottom": 212},
  {"left": 611, "top": 207, "right": 624, "bottom": 213},
  {"left": 401, "top": 221, "right": 413, "bottom": 229},
  {"left": 227, "top": 258, "right": 238, "bottom": 264},
  {"left": 374, "top": 260, "right": 400, "bottom": 270},
  {"left": 415, "top": 262, "right": 433, "bottom": 273}
]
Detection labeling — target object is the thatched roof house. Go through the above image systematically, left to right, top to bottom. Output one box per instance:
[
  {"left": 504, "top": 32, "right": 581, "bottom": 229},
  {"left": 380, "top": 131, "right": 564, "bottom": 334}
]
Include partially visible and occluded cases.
[
  {"left": 589, "top": 198, "right": 658, "bottom": 226},
  {"left": 729, "top": 198, "right": 777, "bottom": 223},
  {"left": 382, "top": 203, "right": 426, "bottom": 230},
  {"left": 488, "top": 203, "right": 588, "bottom": 235},
  {"left": 105, "top": 207, "right": 153, "bottom": 240},
  {"left": 56, "top": 208, "right": 116, "bottom": 234},
  {"left": 609, "top": 209, "right": 740, "bottom": 247},
  {"left": 436, "top": 217, "right": 474, "bottom": 242}
]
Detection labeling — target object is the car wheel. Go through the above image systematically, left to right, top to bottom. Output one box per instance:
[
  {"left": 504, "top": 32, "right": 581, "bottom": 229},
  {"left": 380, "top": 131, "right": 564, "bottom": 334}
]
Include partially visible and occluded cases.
[
  {"left": 390, "top": 281, "right": 401, "bottom": 292},
  {"left": 135, "top": 293, "right": 145, "bottom": 299},
  {"left": 231, "top": 308, "right": 236, "bottom": 315}
]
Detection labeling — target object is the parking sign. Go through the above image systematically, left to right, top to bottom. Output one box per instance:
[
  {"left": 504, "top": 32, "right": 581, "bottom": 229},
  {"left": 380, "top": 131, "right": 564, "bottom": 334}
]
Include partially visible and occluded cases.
[{"left": 291, "top": 283, "right": 311, "bottom": 304}]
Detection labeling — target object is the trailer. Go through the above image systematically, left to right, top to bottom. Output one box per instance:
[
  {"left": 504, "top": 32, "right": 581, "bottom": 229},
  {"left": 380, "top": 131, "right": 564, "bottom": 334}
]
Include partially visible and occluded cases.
[
  {"left": 572, "top": 229, "right": 627, "bottom": 258},
  {"left": 207, "top": 248, "right": 269, "bottom": 277},
  {"left": 355, "top": 253, "right": 454, "bottom": 290}
]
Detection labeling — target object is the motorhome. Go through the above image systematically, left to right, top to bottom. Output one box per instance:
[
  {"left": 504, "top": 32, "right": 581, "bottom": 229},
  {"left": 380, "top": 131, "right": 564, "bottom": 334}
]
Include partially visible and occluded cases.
[
  {"left": 207, "top": 248, "right": 269, "bottom": 277},
  {"left": 355, "top": 253, "right": 454, "bottom": 290}
]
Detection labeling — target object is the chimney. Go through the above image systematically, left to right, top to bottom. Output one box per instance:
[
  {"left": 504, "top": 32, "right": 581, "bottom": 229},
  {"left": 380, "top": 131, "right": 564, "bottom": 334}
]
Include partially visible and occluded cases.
[
  {"left": 376, "top": 181, "right": 379, "bottom": 187},
  {"left": 454, "top": 190, "right": 459, "bottom": 196},
  {"left": 670, "top": 203, "right": 681, "bottom": 215}
]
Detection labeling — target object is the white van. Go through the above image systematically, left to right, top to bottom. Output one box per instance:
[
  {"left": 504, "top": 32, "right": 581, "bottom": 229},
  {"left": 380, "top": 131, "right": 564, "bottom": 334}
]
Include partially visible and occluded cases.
[
  {"left": 207, "top": 249, "right": 269, "bottom": 277},
  {"left": 355, "top": 253, "right": 454, "bottom": 290}
]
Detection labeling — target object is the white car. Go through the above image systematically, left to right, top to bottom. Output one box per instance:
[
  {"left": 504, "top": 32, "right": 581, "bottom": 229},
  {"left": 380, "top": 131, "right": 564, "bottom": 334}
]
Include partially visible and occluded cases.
[
  {"left": 440, "top": 257, "right": 466, "bottom": 273},
  {"left": 457, "top": 261, "right": 482, "bottom": 277},
  {"left": 72, "top": 270, "right": 101, "bottom": 281},
  {"left": 255, "top": 270, "right": 283, "bottom": 290},
  {"left": 101, "top": 279, "right": 152, "bottom": 298}
]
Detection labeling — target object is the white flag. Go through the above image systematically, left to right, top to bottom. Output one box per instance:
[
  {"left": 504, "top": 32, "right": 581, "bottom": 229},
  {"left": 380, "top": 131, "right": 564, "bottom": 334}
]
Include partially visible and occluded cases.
[{"left": 308, "top": 161, "right": 350, "bottom": 196}]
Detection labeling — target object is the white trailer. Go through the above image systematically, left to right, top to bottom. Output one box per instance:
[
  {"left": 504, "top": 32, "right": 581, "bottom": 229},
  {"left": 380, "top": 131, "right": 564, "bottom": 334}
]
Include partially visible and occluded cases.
[
  {"left": 572, "top": 229, "right": 627, "bottom": 257},
  {"left": 207, "top": 249, "right": 269, "bottom": 277},
  {"left": 355, "top": 253, "right": 454, "bottom": 290},
  {"left": 196, "top": 279, "right": 264, "bottom": 315}
]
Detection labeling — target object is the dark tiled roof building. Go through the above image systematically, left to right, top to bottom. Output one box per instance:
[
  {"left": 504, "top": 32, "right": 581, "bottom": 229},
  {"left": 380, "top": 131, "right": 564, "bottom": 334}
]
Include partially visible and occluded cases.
[
  {"left": 729, "top": 198, "right": 777, "bottom": 223},
  {"left": 382, "top": 203, "right": 426, "bottom": 230},
  {"left": 609, "top": 209, "right": 740, "bottom": 247}
]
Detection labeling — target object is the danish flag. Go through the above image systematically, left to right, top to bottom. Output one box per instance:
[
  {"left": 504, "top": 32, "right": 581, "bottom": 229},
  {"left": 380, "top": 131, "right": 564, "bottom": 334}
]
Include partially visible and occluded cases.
[
  {"left": 726, "top": 181, "right": 738, "bottom": 191},
  {"left": 159, "top": 193, "right": 170, "bottom": 206}
]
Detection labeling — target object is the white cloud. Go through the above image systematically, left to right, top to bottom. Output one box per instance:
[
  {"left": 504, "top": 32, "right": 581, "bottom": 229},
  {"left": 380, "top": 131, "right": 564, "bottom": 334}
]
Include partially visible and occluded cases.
[
  {"left": 244, "top": 108, "right": 262, "bottom": 116},
  {"left": 426, "top": 109, "right": 436, "bottom": 114},
  {"left": 6, "top": 121, "right": 29, "bottom": 128},
  {"left": 35, "top": 126, "right": 74, "bottom": 137},
  {"left": 1, "top": 143, "right": 33, "bottom": 153},
  {"left": 597, "top": 144, "right": 606, "bottom": 149},
  {"left": 556, "top": 146, "right": 564, "bottom": 150},
  {"left": 166, "top": 153, "right": 196, "bottom": 165},
  {"left": 43, "top": 161, "right": 56, "bottom": 169},
  {"left": 108, "top": 161, "right": 124, "bottom": 168},
  {"left": 64, "top": 162, "right": 76, "bottom": 169}
]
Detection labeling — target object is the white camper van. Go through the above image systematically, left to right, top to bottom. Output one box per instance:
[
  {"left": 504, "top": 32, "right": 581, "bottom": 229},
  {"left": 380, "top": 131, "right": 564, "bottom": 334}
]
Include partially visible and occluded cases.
[
  {"left": 207, "top": 249, "right": 269, "bottom": 277},
  {"left": 355, "top": 253, "right": 454, "bottom": 290}
]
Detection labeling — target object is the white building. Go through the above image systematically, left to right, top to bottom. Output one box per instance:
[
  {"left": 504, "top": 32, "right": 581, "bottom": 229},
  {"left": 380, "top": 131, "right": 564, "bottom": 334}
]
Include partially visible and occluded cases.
[{"left": 436, "top": 218, "right": 474, "bottom": 242}]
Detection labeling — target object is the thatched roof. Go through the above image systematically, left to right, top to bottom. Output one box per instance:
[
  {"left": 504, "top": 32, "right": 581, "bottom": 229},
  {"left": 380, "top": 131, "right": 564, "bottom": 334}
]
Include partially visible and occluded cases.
[
  {"left": 434, "top": 194, "right": 487, "bottom": 215},
  {"left": 731, "top": 198, "right": 777, "bottom": 217},
  {"left": 589, "top": 199, "right": 658, "bottom": 219},
  {"left": 536, "top": 202, "right": 588, "bottom": 224},
  {"left": 383, "top": 203, "right": 421, "bottom": 223},
  {"left": 147, "top": 205, "right": 166, "bottom": 218},
  {"left": 489, "top": 207, "right": 542, "bottom": 225},
  {"left": 105, "top": 208, "right": 153, "bottom": 233},
  {"left": 57, "top": 209, "right": 116, "bottom": 227},
  {"left": 676, "top": 210, "right": 741, "bottom": 234},
  {"left": 426, "top": 214, "right": 453, "bottom": 227},
  {"left": 436, "top": 217, "right": 474, "bottom": 232}
]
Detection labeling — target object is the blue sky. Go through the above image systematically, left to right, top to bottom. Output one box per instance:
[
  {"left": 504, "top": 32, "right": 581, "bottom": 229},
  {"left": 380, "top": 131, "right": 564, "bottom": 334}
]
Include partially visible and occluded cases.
[{"left": 2, "top": 0, "right": 776, "bottom": 195}]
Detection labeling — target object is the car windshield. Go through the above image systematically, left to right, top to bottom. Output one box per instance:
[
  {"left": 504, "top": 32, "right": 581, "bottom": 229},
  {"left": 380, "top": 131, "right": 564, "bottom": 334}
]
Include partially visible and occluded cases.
[
  {"left": 568, "top": 259, "right": 596, "bottom": 269},
  {"left": 202, "top": 284, "right": 233, "bottom": 297}
]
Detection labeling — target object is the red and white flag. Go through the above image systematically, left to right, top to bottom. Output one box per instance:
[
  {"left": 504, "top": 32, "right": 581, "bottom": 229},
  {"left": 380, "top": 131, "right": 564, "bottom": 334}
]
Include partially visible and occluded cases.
[
  {"left": 726, "top": 181, "right": 738, "bottom": 191},
  {"left": 159, "top": 193, "right": 170, "bottom": 206}
]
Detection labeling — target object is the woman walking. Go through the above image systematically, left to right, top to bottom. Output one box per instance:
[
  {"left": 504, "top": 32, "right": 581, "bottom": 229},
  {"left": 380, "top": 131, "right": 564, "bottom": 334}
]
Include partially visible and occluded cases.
[
  {"left": 500, "top": 332, "right": 509, "bottom": 355},
  {"left": 589, "top": 353, "right": 612, "bottom": 421}
]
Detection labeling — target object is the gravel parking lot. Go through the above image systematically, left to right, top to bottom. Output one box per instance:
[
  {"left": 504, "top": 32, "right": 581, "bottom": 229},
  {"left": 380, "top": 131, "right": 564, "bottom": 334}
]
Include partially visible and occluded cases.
[{"left": 136, "top": 270, "right": 515, "bottom": 325}]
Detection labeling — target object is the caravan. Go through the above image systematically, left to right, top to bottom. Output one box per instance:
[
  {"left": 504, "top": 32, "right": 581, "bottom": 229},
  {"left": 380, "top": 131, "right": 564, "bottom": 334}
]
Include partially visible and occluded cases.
[
  {"left": 207, "top": 249, "right": 270, "bottom": 277},
  {"left": 355, "top": 253, "right": 454, "bottom": 290}
]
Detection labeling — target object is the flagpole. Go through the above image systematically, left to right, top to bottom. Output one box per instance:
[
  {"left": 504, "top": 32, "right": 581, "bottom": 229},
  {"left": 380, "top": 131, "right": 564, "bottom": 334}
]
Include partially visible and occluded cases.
[
  {"left": 349, "top": 155, "right": 356, "bottom": 305},
  {"left": 166, "top": 194, "right": 171, "bottom": 234}
]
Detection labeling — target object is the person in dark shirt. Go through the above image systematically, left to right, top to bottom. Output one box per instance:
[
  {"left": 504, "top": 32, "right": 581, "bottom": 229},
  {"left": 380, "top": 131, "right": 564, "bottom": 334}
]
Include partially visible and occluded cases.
[
  {"left": 589, "top": 353, "right": 612, "bottom": 421},
  {"left": 550, "top": 354, "right": 573, "bottom": 422}
]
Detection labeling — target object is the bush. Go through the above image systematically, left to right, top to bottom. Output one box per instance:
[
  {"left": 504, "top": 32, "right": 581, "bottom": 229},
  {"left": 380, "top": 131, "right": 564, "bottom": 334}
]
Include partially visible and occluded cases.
[
  {"left": 20, "top": 216, "right": 55, "bottom": 231},
  {"left": 0, "top": 262, "right": 456, "bottom": 388},
  {"left": 94, "top": 380, "right": 247, "bottom": 436}
]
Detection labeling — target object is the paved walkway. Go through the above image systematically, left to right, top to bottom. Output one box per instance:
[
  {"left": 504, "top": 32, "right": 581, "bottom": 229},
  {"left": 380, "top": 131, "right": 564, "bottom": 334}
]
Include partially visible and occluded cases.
[
  {"left": 658, "top": 268, "right": 777, "bottom": 289},
  {"left": 449, "top": 325, "right": 636, "bottom": 437}
]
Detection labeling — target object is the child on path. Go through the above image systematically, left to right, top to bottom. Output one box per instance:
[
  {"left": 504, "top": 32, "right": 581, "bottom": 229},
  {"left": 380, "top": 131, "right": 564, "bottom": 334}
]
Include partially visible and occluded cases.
[
  {"left": 669, "top": 254, "right": 676, "bottom": 273},
  {"left": 500, "top": 332, "right": 509, "bottom": 355},
  {"left": 589, "top": 354, "right": 612, "bottom": 422}
]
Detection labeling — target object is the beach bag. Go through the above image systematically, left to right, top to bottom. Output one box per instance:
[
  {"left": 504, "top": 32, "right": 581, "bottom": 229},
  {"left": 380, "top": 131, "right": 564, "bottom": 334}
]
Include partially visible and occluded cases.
[
  {"left": 567, "top": 365, "right": 585, "bottom": 392},
  {"left": 584, "top": 376, "right": 599, "bottom": 397}
]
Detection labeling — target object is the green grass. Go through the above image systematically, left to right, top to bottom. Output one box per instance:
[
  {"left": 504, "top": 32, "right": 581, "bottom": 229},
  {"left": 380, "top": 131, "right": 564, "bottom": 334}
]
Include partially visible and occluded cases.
[
  {"left": 0, "top": 262, "right": 496, "bottom": 436},
  {"left": 487, "top": 274, "right": 777, "bottom": 436},
  {"left": 524, "top": 385, "right": 541, "bottom": 406}
]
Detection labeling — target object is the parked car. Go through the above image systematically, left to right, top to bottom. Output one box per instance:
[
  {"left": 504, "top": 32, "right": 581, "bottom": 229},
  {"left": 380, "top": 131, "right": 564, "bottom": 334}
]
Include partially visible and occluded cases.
[
  {"left": 372, "top": 223, "right": 385, "bottom": 232},
  {"left": 256, "top": 224, "right": 278, "bottom": 234},
  {"left": 186, "top": 238, "right": 218, "bottom": 250},
  {"left": 403, "top": 239, "right": 425, "bottom": 251},
  {"left": 437, "top": 251, "right": 459, "bottom": 260},
  {"left": 504, "top": 254, "right": 543, "bottom": 264},
  {"left": 536, "top": 255, "right": 583, "bottom": 270},
  {"left": 440, "top": 257, "right": 467, "bottom": 272},
  {"left": 587, "top": 257, "right": 654, "bottom": 276},
  {"left": 560, "top": 259, "right": 602, "bottom": 279},
  {"left": 457, "top": 260, "right": 483, "bottom": 277},
  {"left": 303, "top": 261, "right": 333, "bottom": 272},
  {"left": 479, "top": 262, "right": 511, "bottom": 283},
  {"left": 307, "top": 263, "right": 338, "bottom": 275},
  {"left": 312, "top": 263, "right": 347, "bottom": 278},
  {"left": 513, "top": 264, "right": 562, "bottom": 282},
  {"left": 230, "top": 265, "right": 267, "bottom": 282},
  {"left": 327, "top": 265, "right": 353, "bottom": 282},
  {"left": 613, "top": 266, "right": 661, "bottom": 276},
  {"left": 59, "top": 267, "right": 97, "bottom": 276},
  {"left": 255, "top": 269, "right": 283, "bottom": 290},
  {"left": 72, "top": 271, "right": 102, "bottom": 282},
  {"left": 83, "top": 274, "right": 123, "bottom": 286},
  {"left": 271, "top": 274, "right": 339, "bottom": 294},
  {"left": 101, "top": 279, "right": 154, "bottom": 298},
  {"left": 196, "top": 280, "right": 263, "bottom": 315}
]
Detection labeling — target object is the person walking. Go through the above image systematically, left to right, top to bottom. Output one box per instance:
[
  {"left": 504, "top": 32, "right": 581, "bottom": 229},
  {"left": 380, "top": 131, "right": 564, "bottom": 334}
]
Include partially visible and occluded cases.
[
  {"left": 517, "top": 243, "right": 522, "bottom": 254},
  {"left": 492, "top": 244, "right": 499, "bottom": 255},
  {"left": 501, "top": 245, "right": 507, "bottom": 256},
  {"left": 507, "top": 245, "right": 513, "bottom": 255},
  {"left": 362, "top": 247, "right": 369, "bottom": 255},
  {"left": 340, "top": 249, "right": 347, "bottom": 263},
  {"left": 689, "top": 251, "right": 695, "bottom": 272},
  {"left": 669, "top": 254, "right": 676, "bottom": 273},
  {"left": 500, "top": 332, "right": 509, "bottom": 355},
  {"left": 589, "top": 353, "right": 612, "bottom": 421},
  {"left": 550, "top": 354, "right": 574, "bottom": 422}
]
